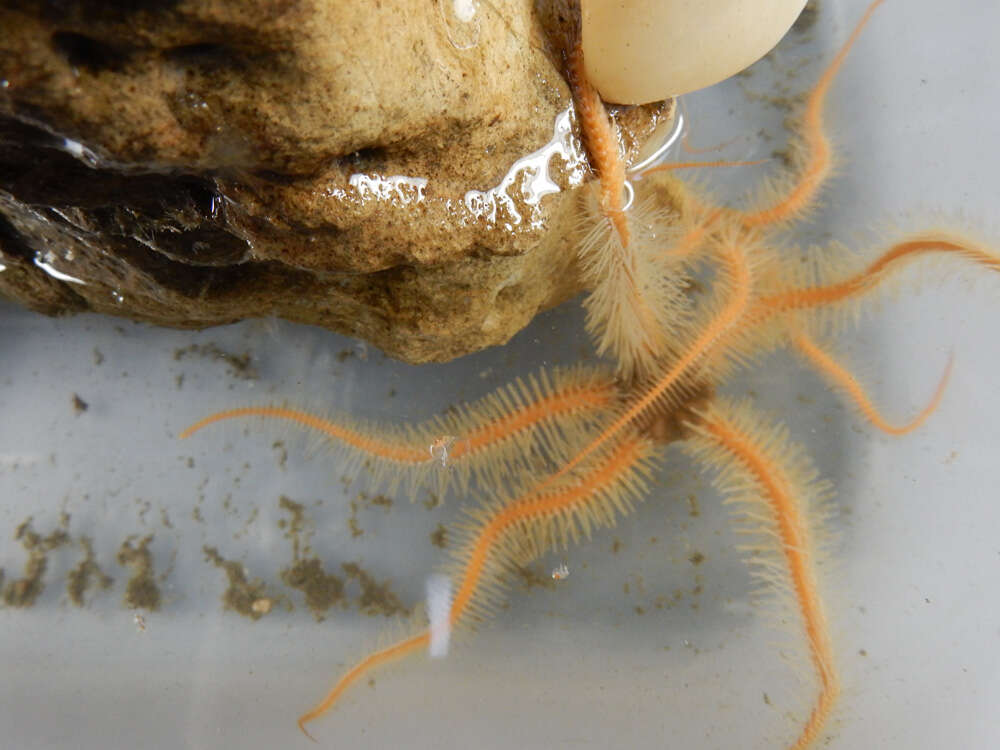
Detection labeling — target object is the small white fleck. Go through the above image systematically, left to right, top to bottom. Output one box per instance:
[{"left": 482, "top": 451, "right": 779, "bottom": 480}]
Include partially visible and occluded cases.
[
  {"left": 33, "top": 252, "right": 86, "bottom": 285},
  {"left": 428, "top": 435, "right": 457, "bottom": 467},
  {"left": 426, "top": 574, "right": 452, "bottom": 659}
]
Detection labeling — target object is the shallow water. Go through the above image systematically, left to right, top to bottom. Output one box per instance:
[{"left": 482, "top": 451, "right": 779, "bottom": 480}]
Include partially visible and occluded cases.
[{"left": 2, "top": 1, "right": 999, "bottom": 748}]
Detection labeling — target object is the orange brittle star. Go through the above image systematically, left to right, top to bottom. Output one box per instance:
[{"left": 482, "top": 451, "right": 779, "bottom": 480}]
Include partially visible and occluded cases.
[{"left": 180, "top": 2, "right": 999, "bottom": 747}]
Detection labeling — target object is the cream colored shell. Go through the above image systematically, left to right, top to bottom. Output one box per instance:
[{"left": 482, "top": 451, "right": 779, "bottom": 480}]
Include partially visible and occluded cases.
[{"left": 581, "top": 0, "right": 808, "bottom": 104}]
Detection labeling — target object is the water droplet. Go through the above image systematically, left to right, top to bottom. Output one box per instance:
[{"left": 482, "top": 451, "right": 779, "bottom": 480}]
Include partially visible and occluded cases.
[
  {"left": 440, "top": 0, "right": 480, "bottom": 50},
  {"left": 463, "top": 107, "right": 587, "bottom": 229},
  {"left": 61, "top": 137, "right": 102, "bottom": 168},
  {"left": 348, "top": 173, "right": 428, "bottom": 206},
  {"left": 208, "top": 194, "right": 222, "bottom": 220},
  {"left": 33, "top": 251, "right": 86, "bottom": 285}
]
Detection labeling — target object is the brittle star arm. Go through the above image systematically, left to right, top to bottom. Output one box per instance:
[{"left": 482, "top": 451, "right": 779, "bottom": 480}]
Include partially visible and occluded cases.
[
  {"left": 606, "top": 0, "right": 885, "bottom": 270},
  {"left": 632, "top": 0, "right": 882, "bottom": 265},
  {"left": 636, "top": 0, "right": 886, "bottom": 253},
  {"left": 739, "top": 0, "right": 886, "bottom": 230},
  {"left": 567, "top": 42, "right": 629, "bottom": 247},
  {"left": 569, "top": 44, "right": 679, "bottom": 376},
  {"left": 713, "top": 233, "right": 998, "bottom": 420},
  {"left": 756, "top": 233, "right": 1000, "bottom": 317},
  {"left": 793, "top": 332, "right": 953, "bottom": 436},
  {"left": 178, "top": 366, "right": 618, "bottom": 498},
  {"left": 683, "top": 398, "right": 838, "bottom": 750},
  {"left": 296, "top": 432, "right": 657, "bottom": 739}
]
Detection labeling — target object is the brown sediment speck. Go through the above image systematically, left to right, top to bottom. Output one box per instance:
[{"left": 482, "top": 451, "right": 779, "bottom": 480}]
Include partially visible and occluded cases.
[
  {"left": 173, "top": 342, "right": 258, "bottom": 380},
  {"left": 71, "top": 393, "right": 88, "bottom": 415},
  {"left": 272, "top": 440, "right": 288, "bottom": 470},
  {"left": 362, "top": 492, "right": 393, "bottom": 510},
  {"left": 686, "top": 494, "right": 701, "bottom": 518},
  {"left": 278, "top": 495, "right": 312, "bottom": 557},
  {"left": 275, "top": 496, "right": 406, "bottom": 620},
  {"left": 277, "top": 496, "right": 342, "bottom": 619},
  {"left": 346, "top": 500, "right": 364, "bottom": 538},
  {"left": 233, "top": 507, "right": 260, "bottom": 540},
  {"left": 2, "top": 517, "right": 70, "bottom": 607},
  {"left": 429, "top": 524, "right": 448, "bottom": 549},
  {"left": 117, "top": 535, "right": 161, "bottom": 611},
  {"left": 66, "top": 536, "right": 114, "bottom": 607},
  {"left": 203, "top": 545, "right": 275, "bottom": 620},
  {"left": 281, "top": 558, "right": 345, "bottom": 621},
  {"left": 342, "top": 562, "right": 409, "bottom": 618}
]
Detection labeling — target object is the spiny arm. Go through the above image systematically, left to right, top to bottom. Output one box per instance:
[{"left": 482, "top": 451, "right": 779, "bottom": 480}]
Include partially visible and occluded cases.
[
  {"left": 740, "top": 0, "right": 885, "bottom": 230},
  {"left": 567, "top": 43, "right": 630, "bottom": 247},
  {"left": 570, "top": 46, "right": 681, "bottom": 377},
  {"left": 754, "top": 234, "right": 1000, "bottom": 329},
  {"left": 793, "top": 333, "right": 952, "bottom": 436},
  {"left": 178, "top": 366, "right": 618, "bottom": 498},
  {"left": 684, "top": 399, "right": 838, "bottom": 750},
  {"left": 179, "top": 405, "right": 425, "bottom": 463},
  {"left": 296, "top": 433, "right": 655, "bottom": 738},
  {"left": 296, "top": 632, "right": 429, "bottom": 742}
]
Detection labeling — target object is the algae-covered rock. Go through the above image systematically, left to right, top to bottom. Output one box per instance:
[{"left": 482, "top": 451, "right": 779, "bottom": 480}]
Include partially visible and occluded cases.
[{"left": 0, "top": 0, "right": 669, "bottom": 362}]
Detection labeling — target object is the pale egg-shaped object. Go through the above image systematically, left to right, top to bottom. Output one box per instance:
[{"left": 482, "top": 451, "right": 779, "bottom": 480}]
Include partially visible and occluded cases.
[{"left": 581, "top": 0, "right": 808, "bottom": 104}]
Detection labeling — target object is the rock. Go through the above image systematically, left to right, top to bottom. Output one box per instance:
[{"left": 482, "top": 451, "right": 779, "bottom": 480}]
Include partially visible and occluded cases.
[{"left": 0, "top": 0, "right": 670, "bottom": 363}]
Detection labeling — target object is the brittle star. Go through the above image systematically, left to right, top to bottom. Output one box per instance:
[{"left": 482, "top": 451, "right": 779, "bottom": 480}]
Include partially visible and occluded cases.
[{"left": 181, "top": 2, "right": 999, "bottom": 746}]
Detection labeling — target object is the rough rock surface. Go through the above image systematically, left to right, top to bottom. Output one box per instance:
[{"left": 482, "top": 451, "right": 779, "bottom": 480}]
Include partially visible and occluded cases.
[{"left": 0, "top": 0, "right": 669, "bottom": 363}]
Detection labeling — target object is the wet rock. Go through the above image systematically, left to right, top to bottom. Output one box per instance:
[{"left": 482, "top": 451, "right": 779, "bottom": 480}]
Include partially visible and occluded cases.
[{"left": 0, "top": 0, "right": 669, "bottom": 362}]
